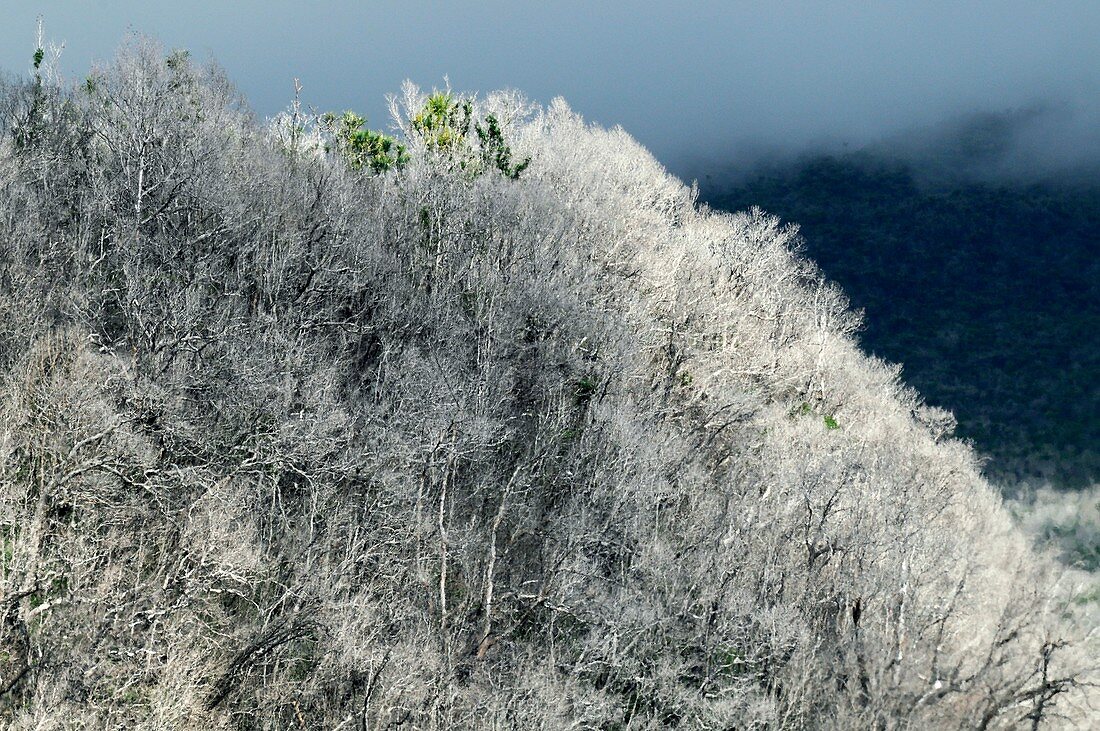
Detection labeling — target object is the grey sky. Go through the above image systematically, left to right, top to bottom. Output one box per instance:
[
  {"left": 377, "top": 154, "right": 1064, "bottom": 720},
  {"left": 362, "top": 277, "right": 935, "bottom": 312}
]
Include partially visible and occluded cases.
[{"left": 3, "top": 2, "right": 1098, "bottom": 178}]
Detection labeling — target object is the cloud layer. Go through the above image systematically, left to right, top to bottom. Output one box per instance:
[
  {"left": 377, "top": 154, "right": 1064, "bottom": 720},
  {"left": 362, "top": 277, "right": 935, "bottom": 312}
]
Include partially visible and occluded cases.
[{"left": 4, "top": 2, "right": 1098, "bottom": 180}]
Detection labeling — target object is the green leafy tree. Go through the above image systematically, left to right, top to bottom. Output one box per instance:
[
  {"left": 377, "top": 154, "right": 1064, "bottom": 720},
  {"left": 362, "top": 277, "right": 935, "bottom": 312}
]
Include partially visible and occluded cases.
[
  {"left": 411, "top": 91, "right": 472, "bottom": 152},
  {"left": 409, "top": 92, "right": 529, "bottom": 179},
  {"left": 324, "top": 111, "right": 409, "bottom": 173},
  {"left": 475, "top": 114, "right": 530, "bottom": 179}
]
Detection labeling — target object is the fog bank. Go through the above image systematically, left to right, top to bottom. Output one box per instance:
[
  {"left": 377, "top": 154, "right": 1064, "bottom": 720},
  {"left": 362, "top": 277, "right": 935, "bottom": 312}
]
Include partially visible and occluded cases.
[{"left": 3, "top": 2, "right": 1098, "bottom": 182}]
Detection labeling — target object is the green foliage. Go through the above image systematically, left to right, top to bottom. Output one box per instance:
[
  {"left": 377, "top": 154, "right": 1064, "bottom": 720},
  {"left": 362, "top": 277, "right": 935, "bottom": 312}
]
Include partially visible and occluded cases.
[
  {"left": 14, "top": 48, "right": 48, "bottom": 151},
  {"left": 310, "top": 90, "right": 529, "bottom": 183},
  {"left": 411, "top": 91, "right": 472, "bottom": 152},
  {"left": 410, "top": 95, "right": 529, "bottom": 179},
  {"left": 324, "top": 111, "right": 408, "bottom": 173},
  {"left": 475, "top": 114, "right": 531, "bottom": 179},
  {"left": 574, "top": 375, "right": 598, "bottom": 405},
  {"left": 788, "top": 401, "right": 839, "bottom": 429},
  {"left": 1072, "top": 583, "right": 1100, "bottom": 606},
  {"left": 712, "top": 646, "right": 755, "bottom": 679}
]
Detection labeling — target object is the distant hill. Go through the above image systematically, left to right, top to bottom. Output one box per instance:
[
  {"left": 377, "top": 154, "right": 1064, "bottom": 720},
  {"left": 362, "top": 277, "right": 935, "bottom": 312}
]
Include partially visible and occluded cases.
[{"left": 704, "top": 155, "right": 1100, "bottom": 489}]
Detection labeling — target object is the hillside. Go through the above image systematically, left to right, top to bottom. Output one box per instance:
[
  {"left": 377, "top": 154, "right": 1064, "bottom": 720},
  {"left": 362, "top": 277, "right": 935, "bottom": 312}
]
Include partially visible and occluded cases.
[
  {"left": 0, "top": 42, "right": 1094, "bottom": 729},
  {"left": 703, "top": 152, "right": 1100, "bottom": 490}
]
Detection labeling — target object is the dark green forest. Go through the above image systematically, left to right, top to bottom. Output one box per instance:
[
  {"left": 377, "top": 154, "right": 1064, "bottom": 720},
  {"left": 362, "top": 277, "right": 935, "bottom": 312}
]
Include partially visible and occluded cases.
[{"left": 704, "top": 156, "right": 1100, "bottom": 489}]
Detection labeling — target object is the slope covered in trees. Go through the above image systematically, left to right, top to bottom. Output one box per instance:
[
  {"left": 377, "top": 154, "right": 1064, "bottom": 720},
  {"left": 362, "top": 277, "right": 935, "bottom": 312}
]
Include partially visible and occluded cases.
[
  {"left": 0, "top": 42, "right": 1094, "bottom": 729},
  {"left": 702, "top": 153, "right": 1100, "bottom": 490}
]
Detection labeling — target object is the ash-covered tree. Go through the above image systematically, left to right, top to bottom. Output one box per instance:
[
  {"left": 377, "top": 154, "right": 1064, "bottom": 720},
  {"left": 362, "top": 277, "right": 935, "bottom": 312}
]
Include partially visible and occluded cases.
[{"left": 0, "top": 36, "right": 1093, "bottom": 731}]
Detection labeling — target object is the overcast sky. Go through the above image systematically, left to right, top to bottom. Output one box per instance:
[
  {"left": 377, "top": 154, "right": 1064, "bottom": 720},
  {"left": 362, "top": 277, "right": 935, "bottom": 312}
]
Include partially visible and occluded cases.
[{"left": 3, "top": 2, "right": 1098, "bottom": 179}]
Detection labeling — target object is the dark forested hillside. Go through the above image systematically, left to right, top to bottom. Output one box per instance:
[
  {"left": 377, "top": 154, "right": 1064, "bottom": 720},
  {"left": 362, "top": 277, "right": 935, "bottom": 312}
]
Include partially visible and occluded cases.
[
  {"left": 0, "top": 42, "right": 1094, "bottom": 728},
  {"left": 704, "top": 156, "right": 1100, "bottom": 488}
]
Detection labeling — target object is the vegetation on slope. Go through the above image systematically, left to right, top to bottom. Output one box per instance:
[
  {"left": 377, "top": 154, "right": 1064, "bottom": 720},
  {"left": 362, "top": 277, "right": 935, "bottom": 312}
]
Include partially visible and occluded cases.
[
  {"left": 0, "top": 41, "right": 1093, "bottom": 729},
  {"left": 703, "top": 154, "right": 1100, "bottom": 489}
]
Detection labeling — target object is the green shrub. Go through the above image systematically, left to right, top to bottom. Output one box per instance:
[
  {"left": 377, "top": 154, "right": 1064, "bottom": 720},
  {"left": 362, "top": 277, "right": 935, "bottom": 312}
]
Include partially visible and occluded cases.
[
  {"left": 411, "top": 91, "right": 472, "bottom": 152},
  {"left": 324, "top": 111, "right": 409, "bottom": 173},
  {"left": 476, "top": 114, "right": 530, "bottom": 179}
]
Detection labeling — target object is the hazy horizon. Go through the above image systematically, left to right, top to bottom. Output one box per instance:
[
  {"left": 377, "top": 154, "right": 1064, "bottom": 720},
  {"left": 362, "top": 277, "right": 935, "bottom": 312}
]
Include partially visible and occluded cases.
[{"left": 3, "top": 2, "right": 1098, "bottom": 182}]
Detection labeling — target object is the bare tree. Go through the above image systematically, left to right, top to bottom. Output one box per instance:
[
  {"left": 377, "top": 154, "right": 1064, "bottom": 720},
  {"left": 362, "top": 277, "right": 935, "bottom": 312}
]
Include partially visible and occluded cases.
[{"left": 0, "top": 37, "right": 1092, "bottom": 730}]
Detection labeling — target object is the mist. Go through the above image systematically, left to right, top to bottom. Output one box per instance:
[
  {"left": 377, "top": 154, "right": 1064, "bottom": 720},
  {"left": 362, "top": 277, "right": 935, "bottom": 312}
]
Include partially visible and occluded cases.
[{"left": 4, "top": 1, "right": 1098, "bottom": 183}]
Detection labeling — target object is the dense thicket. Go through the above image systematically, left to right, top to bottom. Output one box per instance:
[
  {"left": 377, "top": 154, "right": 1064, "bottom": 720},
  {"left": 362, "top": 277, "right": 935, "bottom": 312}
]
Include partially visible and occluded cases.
[
  {"left": 0, "top": 42, "right": 1093, "bottom": 729},
  {"left": 703, "top": 155, "right": 1100, "bottom": 489}
]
